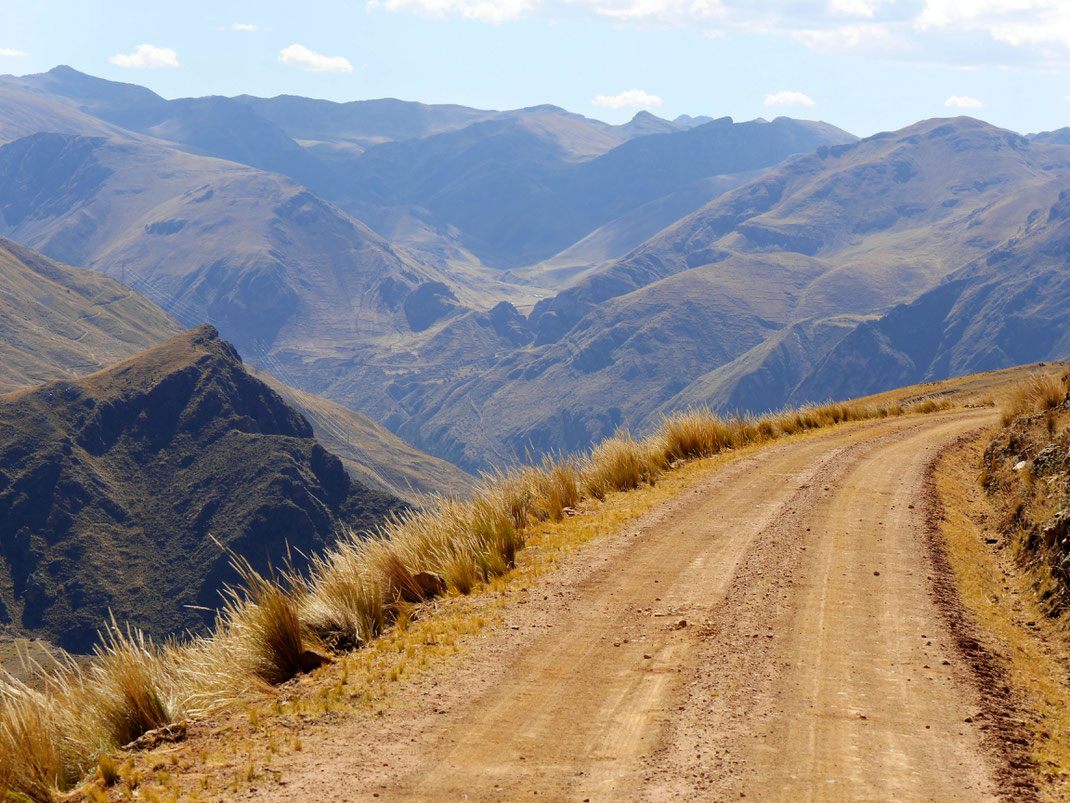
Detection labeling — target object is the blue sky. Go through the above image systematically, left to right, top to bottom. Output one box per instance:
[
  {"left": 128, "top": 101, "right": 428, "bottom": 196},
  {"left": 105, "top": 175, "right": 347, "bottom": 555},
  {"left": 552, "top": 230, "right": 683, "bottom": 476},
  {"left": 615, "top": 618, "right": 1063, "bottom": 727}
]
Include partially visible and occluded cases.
[{"left": 3, "top": 0, "right": 1070, "bottom": 136}]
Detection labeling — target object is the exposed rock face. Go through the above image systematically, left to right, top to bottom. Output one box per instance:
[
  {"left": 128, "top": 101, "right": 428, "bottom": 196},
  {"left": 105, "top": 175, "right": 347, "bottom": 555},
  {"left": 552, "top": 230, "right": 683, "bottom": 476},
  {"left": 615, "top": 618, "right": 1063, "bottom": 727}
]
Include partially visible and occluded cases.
[{"left": 0, "top": 325, "right": 403, "bottom": 652}]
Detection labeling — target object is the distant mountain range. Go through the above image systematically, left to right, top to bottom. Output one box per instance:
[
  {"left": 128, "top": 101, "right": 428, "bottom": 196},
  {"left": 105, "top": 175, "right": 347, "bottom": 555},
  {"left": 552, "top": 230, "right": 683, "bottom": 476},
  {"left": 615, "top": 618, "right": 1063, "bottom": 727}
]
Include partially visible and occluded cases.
[{"left": 1, "top": 66, "right": 1068, "bottom": 473}]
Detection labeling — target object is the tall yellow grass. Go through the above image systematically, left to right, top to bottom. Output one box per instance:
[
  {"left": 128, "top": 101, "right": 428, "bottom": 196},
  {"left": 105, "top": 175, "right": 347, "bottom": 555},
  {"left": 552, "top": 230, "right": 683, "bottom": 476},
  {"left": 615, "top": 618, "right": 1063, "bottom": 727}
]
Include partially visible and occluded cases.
[
  {"left": 1001, "top": 372, "right": 1070, "bottom": 425},
  {"left": 0, "top": 394, "right": 953, "bottom": 799}
]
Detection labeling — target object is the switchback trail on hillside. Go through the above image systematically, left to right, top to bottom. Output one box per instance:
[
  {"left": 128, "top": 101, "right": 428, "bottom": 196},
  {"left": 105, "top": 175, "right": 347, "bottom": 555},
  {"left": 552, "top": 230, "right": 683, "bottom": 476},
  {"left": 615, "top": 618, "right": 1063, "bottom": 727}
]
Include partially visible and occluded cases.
[{"left": 243, "top": 410, "right": 1021, "bottom": 802}]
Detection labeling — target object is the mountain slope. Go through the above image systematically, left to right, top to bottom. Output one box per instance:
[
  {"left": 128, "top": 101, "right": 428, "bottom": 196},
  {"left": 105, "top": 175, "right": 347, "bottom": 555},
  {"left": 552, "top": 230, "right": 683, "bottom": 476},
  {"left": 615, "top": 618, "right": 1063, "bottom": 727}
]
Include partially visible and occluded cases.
[
  {"left": 9, "top": 66, "right": 327, "bottom": 187},
  {"left": 339, "top": 115, "right": 855, "bottom": 267},
  {"left": 391, "top": 118, "right": 1070, "bottom": 468},
  {"left": 0, "top": 131, "right": 508, "bottom": 369},
  {"left": 792, "top": 184, "right": 1070, "bottom": 402},
  {"left": 0, "top": 235, "right": 182, "bottom": 392},
  {"left": 0, "top": 235, "right": 475, "bottom": 505},
  {"left": 0, "top": 325, "right": 403, "bottom": 653},
  {"left": 252, "top": 368, "right": 475, "bottom": 503}
]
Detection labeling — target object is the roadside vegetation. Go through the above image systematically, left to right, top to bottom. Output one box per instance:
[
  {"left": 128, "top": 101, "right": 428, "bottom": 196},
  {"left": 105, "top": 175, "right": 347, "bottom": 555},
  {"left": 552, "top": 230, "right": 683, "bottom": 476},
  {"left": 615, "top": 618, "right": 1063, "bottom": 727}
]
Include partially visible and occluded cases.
[
  {"left": 931, "top": 367, "right": 1070, "bottom": 799},
  {"left": 981, "top": 370, "right": 1070, "bottom": 615},
  {"left": 0, "top": 396, "right": 954, "bottom": 801}
]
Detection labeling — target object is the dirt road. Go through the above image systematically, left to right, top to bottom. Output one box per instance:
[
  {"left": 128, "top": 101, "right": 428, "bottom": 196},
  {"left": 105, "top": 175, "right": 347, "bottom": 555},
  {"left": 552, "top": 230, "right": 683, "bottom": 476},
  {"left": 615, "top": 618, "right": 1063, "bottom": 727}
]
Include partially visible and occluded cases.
[{"left": 248, "top": 410, "right": 1011, "bottom": 802}]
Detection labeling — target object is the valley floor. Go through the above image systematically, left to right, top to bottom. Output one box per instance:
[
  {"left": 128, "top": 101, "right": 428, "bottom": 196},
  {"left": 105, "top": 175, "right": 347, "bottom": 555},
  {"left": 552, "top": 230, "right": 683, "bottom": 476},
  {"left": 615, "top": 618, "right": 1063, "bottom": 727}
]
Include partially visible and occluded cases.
[{"left": 229, "top": 409, "right": 1034, "bottom": 802}]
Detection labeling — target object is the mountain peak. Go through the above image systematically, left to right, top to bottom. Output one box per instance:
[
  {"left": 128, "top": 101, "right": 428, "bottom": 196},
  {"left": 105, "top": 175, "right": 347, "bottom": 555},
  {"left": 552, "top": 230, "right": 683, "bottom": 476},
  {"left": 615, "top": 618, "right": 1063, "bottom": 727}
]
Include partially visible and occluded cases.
[
  {"left": 21, "top": 64, "right": 165, "bottom": 107},
  {"left": 0, "top": 325, "right": 403, "bottom": 651}
]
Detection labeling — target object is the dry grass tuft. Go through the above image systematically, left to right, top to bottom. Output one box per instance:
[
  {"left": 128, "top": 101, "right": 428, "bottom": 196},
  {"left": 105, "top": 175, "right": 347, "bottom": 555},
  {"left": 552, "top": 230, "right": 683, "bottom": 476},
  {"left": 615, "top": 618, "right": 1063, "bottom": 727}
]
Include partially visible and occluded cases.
[
  {"left": 1002, "top": 373, "right": 1069, "bottom": 425},
  {"left": 661, "top": 407, "right": 737, "bottom": 460},
  {"left": 582, "top": 432, "right": 665, "bottom": 498},
  {"left": 223, "top": 557, "right": 308, "bottom": 685},
  {"left": 88, "top": 618, "right": 173, "bottom": 747}
]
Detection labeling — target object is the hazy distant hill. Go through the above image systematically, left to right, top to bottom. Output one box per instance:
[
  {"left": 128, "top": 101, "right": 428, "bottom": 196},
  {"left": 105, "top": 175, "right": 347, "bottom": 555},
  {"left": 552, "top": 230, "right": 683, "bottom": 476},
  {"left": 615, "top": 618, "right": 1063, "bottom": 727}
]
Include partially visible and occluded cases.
[
  {"left": 10, "top": 66, "right": 327, "bottom": 187},
  {"left": 2, "top": 67, "right": 853, "bottom": 273},
  {"left": 8, "top": 67, "right": 1062, "bottom": 477},
  {"left": 0, "top": 68, "right": 850, "bottom": 444},
  {"left": 337, "top": 114, "right": 855, "bottom": 267},
  {"left": 388, "top": 118, "right": 1070, "bottom": 468},
  {"left": 0, "top": 129, "right": 510, "bottom": 364},
  {"left": 791, "top": 184, "right": 1070, "bottom": 402},
  {"left": 0, "top": 326, "right": 403, "bottom": 652}
]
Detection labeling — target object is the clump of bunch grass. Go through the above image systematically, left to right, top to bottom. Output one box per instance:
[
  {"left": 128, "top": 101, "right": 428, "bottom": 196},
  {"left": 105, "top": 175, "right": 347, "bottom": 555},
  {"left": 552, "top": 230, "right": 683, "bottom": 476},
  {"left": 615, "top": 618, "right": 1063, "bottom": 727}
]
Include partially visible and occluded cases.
[
  {"left": 1001, "top": 372, "right": 1069, "bottom": 425},
  {"left": 0, "top": 388, "right": 957, "bottom": 799},
  {"left": 582, "top": 431, "right": 666, "bottom": 498},
  {"left": 222, "top": 556, "right": 310, "bottom": 685},
  {"left": 87, "top": 617, "right": 173, "bottom": 747}
]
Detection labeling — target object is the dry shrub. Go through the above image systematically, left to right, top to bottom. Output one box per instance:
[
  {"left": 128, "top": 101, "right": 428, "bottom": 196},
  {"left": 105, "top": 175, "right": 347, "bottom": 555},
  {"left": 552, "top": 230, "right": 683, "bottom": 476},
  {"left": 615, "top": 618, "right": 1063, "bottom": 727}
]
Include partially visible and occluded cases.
[
  {"left": 1002, "top": 373, "right": 1067, "bottom": 424},
  {"left": 529, "top": 456, "right": 581, "bottom": 521},
  {"left": 479, "top": 469, "right": 534, "bottom": 530},
  {"left": 467, "top": 494, "right": 524, "bottom": 573},
  {"left": 299, "top": 536, "right": 387, "bottom": 650},
  {"left": 365, "top": 543, "right": 424, "bottom": 603},
  {"left": 0, "top": 686, "right": 74, "bottom": 801}
]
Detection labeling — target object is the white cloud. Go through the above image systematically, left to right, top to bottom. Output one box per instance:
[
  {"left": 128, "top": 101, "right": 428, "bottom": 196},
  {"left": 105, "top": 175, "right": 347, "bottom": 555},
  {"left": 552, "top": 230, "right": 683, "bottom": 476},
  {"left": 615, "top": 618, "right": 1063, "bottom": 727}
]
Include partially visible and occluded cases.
[
  {"left": 366, "top": 0, "right": 536, "bottom": 23},
  {"left": 366, "top": 0, "right": 1070, "bottom": 67},
  {"left": 580, "top": 0, "right": 727, "bottom": 25},
  {"left": 827, "top": 0, "right": 889, "bottom": 17},
  {"left": 917, "top": 0, "right": 1070, "bottom": 49},
  {"left": 792, "top": 22, "right": 901, "bottom": 53},
  {"left": 232, "top": 23, "right": 258, "bottom": 31},
  {"left": 109, "top": 44, "right": 179, "bottom": 69},
  {"left": 278, "top": 44, "right": 355, "bottom": 73},
  {"left": 0, "top": 48, "right": 27, "bottom": 57},
  {"left": 591, "top": 88, "right": 663, "bottom": 108},
  {"left": 764, "top": 90, "right": 816, "bottom": 106},
  {"left": 945, "top": 94, "right": 984, "bottom": 107}
]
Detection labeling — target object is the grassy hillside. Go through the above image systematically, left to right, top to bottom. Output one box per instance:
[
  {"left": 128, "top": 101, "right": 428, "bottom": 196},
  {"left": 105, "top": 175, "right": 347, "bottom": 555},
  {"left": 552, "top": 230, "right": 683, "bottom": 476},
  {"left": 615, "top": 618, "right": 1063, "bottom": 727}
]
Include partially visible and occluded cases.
[
  {"left": 390, "top": 118, "right": 1070, "bottom": 469},
  {"left": 791, "top": 190, "right": 1070, "bottom": 403},
  {"left": 0, "top": 235, "right": 475, "bottom": 511},
  {"left": 0, "top": 236, "right": 182, "bottom": 392},
  {"left": 0, "top": 325, "right": 403, "bottom": 653},
  {"left": 251, "top": 367, "right": 475, "bottom": 503}
]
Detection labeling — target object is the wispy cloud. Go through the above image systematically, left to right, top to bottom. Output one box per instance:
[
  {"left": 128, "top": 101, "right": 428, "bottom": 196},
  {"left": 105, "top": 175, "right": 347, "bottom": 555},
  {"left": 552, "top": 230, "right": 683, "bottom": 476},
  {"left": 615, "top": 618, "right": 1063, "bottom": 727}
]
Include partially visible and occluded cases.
[
  {"left": 364, "top": 0, "right": 1070, "bottom": 68},
  {"left": 366, "top": 0, "right": 536, "bottom": 23},
  {"left": 827, "top": 0, "right": 888, "bottom": 18},
  {"left": 232, "top": 23, "right": 258, "bottom": 31},
  {"left": 109, "top": 44, "right": 179, "bottom": 69},
  {"left": 278, "top": 44, "right": 355, "bottom": 73},
  {"left": 0, "top": 48, "right": 27, "bottom": 57},
  {"left": 591, "top": 88, "right": 663, "bottom": 109},
  {"left": 764, "top": 90, "right": 816, "bottom": 107},
  {"left": 945, "top": 94, "right": 983, "bottom": 108}
]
